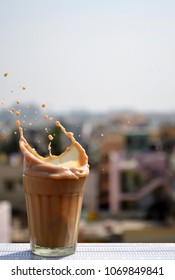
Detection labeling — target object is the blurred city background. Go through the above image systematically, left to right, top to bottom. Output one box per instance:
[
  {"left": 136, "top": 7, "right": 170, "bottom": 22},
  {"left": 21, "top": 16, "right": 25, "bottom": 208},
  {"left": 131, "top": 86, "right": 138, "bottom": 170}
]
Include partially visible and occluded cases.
[
  {"left": 1, "top": 0, "right": 175, "bottom": 244},
  {"left": 1, "top": 105, "right": 175, "bottom": 243}
]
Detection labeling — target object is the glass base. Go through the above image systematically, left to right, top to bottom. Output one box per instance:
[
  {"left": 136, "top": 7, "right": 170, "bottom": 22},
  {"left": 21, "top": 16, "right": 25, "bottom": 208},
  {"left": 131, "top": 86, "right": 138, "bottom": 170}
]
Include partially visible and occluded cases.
[{"left": 31, "top": 244, "right": 76, "bottom": 257}]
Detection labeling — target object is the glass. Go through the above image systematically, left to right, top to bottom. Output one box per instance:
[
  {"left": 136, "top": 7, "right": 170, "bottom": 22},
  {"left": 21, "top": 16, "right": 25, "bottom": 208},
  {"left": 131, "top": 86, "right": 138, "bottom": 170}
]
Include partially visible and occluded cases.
[{"left": 23, "top": 175, "right": 86, "bottom": 257}]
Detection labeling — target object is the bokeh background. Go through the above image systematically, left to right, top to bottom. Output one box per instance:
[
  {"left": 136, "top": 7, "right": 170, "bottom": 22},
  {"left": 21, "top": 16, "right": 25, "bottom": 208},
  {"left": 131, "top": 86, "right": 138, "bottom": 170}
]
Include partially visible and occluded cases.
[{"left": 1, "top": 0, "right": 175, "bottom": 243}]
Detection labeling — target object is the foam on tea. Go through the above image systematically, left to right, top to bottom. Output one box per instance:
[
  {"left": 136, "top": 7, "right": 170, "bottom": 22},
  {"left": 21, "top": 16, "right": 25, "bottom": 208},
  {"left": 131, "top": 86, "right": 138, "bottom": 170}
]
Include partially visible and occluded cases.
[{"left": 18, "top": 121, "right": 89, "bottom": 179}]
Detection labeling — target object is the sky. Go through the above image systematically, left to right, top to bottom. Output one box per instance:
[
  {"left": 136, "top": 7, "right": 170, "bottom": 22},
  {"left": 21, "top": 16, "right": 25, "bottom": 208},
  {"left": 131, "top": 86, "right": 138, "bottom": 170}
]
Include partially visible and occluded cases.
[{"left": 1, "top": 0, "right": 175, "bottom": 113}]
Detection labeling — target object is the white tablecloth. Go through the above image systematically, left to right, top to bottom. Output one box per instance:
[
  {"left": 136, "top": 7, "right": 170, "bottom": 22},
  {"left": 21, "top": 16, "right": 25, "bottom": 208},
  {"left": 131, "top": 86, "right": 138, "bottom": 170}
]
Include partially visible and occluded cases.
[{"left": 0, "top": 243, "right": 175, "bottom": 260}]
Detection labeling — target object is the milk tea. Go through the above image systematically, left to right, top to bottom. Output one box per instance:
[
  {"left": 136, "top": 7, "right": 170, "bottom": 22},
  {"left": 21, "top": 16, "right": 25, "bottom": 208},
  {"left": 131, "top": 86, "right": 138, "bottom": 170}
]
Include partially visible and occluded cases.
[{"left": 19, "top": 122, "right": 89, "bottom": 257}]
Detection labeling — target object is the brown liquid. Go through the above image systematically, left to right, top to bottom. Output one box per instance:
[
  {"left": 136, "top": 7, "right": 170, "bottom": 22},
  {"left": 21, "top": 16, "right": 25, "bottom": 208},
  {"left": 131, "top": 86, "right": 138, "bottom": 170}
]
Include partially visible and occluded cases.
[
  {"left": 18, "top": 122, "right": 89, "bottom": 255},
  {"left": 24, "top": 175, "right": 86, "bottom": 248}
]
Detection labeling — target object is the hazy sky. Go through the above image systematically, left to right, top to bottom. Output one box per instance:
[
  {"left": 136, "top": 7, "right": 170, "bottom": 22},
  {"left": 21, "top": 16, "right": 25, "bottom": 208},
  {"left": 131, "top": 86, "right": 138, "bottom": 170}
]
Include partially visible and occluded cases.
[{"left": 1, "top": 0, "right": 175, "bottom": 113}]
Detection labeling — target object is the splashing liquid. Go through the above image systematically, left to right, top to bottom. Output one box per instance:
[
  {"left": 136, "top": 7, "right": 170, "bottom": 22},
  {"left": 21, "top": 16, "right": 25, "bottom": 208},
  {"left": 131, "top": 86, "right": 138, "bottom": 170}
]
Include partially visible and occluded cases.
[{"left": 18, "top": 121, "right": 89, "bottom": 179}]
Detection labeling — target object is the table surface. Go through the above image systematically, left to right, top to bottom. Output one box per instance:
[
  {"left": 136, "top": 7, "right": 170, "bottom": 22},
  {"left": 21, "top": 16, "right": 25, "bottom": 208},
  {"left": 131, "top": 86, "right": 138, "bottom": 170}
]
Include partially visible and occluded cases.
[{"left": 0, "top": 243, "right": 175, "bottom": 260}]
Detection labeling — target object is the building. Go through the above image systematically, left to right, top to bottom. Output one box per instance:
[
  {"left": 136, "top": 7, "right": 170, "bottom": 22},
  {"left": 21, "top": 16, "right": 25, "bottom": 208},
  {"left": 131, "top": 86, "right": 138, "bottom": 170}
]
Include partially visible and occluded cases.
[
  {"left": 85, "top": 113, "right": 173, "bottom": 221},
  {"left": 0, "top": 163, "right": 25, "bottom": 213}
]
